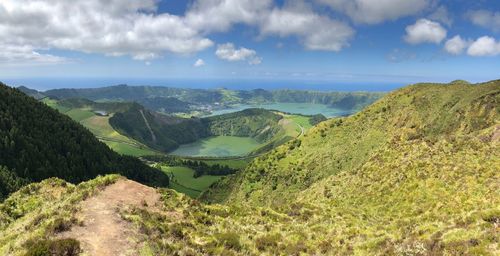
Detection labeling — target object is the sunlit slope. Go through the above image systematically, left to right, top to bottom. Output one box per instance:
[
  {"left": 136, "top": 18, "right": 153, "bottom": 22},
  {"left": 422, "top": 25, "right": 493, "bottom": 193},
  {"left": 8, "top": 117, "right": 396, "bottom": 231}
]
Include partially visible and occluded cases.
[
  {"left": 216, "top": 80, "right": 498, "bottom": 206},
  {"left": 2, "top": 81, "right": 498, "bottom": 255},
  {"left": 0, "top": 83, "right": 169, "bottom": 199},
  {"left": 41, "top": 98, "right": 159, "bottom": 156}
]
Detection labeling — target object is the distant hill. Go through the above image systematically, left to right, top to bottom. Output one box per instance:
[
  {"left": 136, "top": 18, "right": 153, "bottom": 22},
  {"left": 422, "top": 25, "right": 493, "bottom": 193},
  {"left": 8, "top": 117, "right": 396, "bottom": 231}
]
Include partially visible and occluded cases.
[
  {"left": 0, "top": 80, "right": 498, "bottom": 255},
  {"left": 0, "top": 82, "right": 169, "bottom": 200},
  {"left": 43, "top": 84, "right": 383, "bottom": 112},
  {"left": 17, "top": 86, "right": 46, "bottom": 100}
]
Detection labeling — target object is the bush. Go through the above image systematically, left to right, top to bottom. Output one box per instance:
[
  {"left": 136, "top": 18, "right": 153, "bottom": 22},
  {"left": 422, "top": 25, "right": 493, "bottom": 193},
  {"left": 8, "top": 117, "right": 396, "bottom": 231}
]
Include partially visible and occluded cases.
[
  {"left": 48, "top": 218, "right": 74, "bottom": 234},
  {"left": 169, "top": 223, "right": 185, "bottom": 239},
  {"left": 214, "top": 232, "right": 241, "bottom": 250},
  {"left": 255, "top": 233, "right": 281, "bottom": 251},
  {"left": 24, "top": 238, "right": 81, "bottom": 256}
]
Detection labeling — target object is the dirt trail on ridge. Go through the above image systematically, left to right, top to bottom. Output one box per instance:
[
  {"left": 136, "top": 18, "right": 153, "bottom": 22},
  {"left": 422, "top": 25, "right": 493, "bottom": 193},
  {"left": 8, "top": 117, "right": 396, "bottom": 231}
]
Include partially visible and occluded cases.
[{"left": 59, "top": 179, "right": 161, "bottom": 256}]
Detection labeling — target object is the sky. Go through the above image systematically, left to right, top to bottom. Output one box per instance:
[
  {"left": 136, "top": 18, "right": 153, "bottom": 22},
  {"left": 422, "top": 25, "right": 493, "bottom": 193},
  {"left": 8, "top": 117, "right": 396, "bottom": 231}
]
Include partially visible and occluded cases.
[{"left": 0, "top": 0, "right": 499, "bottom": 90}]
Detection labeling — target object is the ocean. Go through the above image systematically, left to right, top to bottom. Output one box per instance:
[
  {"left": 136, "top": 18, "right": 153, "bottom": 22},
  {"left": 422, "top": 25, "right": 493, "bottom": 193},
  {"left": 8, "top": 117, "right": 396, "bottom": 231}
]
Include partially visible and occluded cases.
[{"left": 3, "top": 77, "right": 404, "bottom": 92}]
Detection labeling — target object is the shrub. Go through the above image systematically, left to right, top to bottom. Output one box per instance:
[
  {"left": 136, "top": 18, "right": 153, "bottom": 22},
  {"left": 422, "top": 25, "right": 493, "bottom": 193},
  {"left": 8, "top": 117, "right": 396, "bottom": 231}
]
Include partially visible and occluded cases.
[
  {"left": 48, "top": 217, "right": 74, "bottom": 234},
  {"left": 169, "top": 223, "right": 185, "bottom": 239},
  {"left": 214, "top": 232, "right": 241, "bottom": 250},
  {"left": 255, "top": 233, "right": 281, "bottom": 251},
  {"left": 24, "top": 238, "right": 81, "bottom": 256},
  {"left": 282, "top": 240, "right": 307, "bottom": 255}
]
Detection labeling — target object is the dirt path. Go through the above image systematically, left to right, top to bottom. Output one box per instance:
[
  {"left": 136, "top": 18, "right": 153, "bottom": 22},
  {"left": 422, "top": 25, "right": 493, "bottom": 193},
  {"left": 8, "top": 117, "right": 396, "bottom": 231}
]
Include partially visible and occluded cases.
[
  {"left": 139, "top": 109, "right": 157, "bottom": 143},
  {"left": 59, "top": 179, "right": 161, "bottom": 256}
]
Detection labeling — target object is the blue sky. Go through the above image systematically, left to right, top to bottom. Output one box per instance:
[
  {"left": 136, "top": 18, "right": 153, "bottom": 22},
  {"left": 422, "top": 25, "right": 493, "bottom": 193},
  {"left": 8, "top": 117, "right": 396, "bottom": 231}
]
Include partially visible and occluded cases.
[{"left": 0, "top": 0, "right": 499, "bottom": 90}]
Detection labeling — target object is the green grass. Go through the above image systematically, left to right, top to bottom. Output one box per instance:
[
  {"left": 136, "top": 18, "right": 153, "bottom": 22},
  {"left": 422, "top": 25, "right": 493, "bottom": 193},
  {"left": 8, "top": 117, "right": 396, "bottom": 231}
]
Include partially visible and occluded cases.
[
  {"left": 4, "top": 81, "right": 497, "bottom": 256},
  {"left": 42, "top": 98, "right": 70, "bottom": 113},
  {"left": 42, "top": 99, "right": 159, "bottom": 156},
  {"left": 65, "top": 109, "right": 95, "bottom": 122},
  {"left": 287, "top": 115, "right": 313, "bottom": 130},
  {"left": 79, "top": 116, "right": 158, "bottom": 156},
  {"left": 171, "top": 136, "right": 264, "bottom": 157},
  {"left": 104, "top": 141, "right": 158, "bottom": 157},
  {"left": 161, "top": 166, "right": 223, "bottom": 198},
  {"left": 0, "top": 175, "right": 121, "bottom": 255}
]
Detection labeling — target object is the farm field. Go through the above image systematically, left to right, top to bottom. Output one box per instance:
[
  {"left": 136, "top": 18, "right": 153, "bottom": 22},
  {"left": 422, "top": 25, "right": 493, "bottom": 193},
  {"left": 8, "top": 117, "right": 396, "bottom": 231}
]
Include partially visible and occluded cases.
[
  {"left": 43, "top": 100, "right": 159, "bottom": 156},
  {"left": 65, "top": 108, "right": 95, "bottom": 122},
  {"left": 80, "top": 115, "right": 158, "bottom": 156},
  {"left": 161, "top": 166, "right": 223, "bottom": 198}
]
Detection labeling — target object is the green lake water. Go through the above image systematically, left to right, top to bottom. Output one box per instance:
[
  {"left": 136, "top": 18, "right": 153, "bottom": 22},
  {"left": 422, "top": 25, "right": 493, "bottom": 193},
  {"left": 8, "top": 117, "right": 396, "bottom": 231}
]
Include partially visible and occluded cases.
[{"left": 170, "top": 136, "right": 262, "bottom": 157}]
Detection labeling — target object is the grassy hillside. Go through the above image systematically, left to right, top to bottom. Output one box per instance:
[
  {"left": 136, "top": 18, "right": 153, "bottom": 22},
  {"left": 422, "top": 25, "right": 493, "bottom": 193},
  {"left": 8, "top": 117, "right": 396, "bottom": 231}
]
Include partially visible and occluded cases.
[
  {"left": 200, "top": 80, "right": 499, "bottom": 254},
  {"left": 213, "top": 80, "right": 499, "bottom": 206},
  {"left": 1, "top": 81, "right": 497, "bottom": 255},
  {"left": 0, "top": 83, "right": 169, "bottom": 199},
  {"left": 39, "top": 98, "right": 159, "bottom": 156},
  {"left": 110, "top": 107, "right": 285, "bottom": 153},
  {"left": 0, "top": 175, "right": 121, "bottom": 254}
]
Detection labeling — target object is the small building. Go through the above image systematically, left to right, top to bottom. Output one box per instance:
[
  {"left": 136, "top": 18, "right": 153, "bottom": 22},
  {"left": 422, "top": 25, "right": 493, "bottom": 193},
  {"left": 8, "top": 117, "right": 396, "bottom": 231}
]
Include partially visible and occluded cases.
[{"left": 94, "top": 110, "right": 109, "bottom": 116}]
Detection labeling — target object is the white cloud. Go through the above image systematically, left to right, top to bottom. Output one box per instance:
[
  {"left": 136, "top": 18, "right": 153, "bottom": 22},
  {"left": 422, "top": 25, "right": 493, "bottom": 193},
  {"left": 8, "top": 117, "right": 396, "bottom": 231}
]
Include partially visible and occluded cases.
[
  {"left": 0, "top": 0, "right": 214, "bottom": 62},
  {"left": 0, "top": 0, "right": 358, "bottom": 64},
  {"left": 185, "top": 0, "right": 272, "bottom": 32},
  {"left": 187, "top": 0, "right": 354, "bottom": 52},
  {"left": 317, "top": 0, "right": 431, "bottom": 24},
  {"left": 260, "top": 2, "right": 354, "bottom": 51},
  {"left": 429, "top": 6, "right": 453, "bottom": 26},
  {"left": 467, "top": 10, "right": 500, "bottom": 32},
  {"left": 404, "top": 19, "right": 447, "bottom": 45},
  {"left": 444, "top": 36, "right": 469, "bottom": 55},
  {"left": 467, "top": 36, "right": 500, "bottom": 57},
  {"left": 215, "top": 43, "right": 262, "bottom": 64},
  {"left": 0, "top": 44, "right": 67, "bottom": 65},
  {"left": 193, "top": 59, "right": 206, "bottom": 67}
]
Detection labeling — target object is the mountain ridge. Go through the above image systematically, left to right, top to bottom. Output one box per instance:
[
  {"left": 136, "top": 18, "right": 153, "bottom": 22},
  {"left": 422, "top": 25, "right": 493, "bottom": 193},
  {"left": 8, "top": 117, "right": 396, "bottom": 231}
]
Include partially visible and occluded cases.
[
  {"left": 0, "top": 80, "right": 498, "bottom": 255},
  {"left": 0, "top": 82, "right": 169, "bottom": 199}
]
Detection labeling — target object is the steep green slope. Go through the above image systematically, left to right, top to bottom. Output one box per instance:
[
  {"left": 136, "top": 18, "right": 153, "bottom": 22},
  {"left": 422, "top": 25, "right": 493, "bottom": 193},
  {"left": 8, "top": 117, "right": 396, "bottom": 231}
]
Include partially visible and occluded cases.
[
  {"left": 213, "top": 80, "right": 499, "bottom": 206},
  {"left": 1, "top": 81, "right": 498, "bottom": 255},
  {"left": 0, "top": 83, "right": 169, "bottom": 199},
  {"left": 17, "top": 86, "right": 46, "bottom": 100},
  {"left": 39, "top": 98, "right": 161, "bottom": 156},
  {"left": 109, "top": 104, "right": 209, "bottom": 152},
  {"left": 110, "top": 107, "right": 284, "bottom": 152},
  {"left": 205, "top": 108, "right": 283, "bottom": 142}
]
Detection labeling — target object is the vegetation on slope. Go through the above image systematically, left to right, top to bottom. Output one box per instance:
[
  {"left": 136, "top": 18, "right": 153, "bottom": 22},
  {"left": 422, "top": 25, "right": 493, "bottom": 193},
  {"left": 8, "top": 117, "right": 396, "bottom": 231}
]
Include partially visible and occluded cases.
[
  {"left": 199, "top": 80, "right": 499, "bottom": 254},
  {"left": 215, "top": 80, "right": 499, "bottom": 206},
  {"left": 2, "top": 81, "right": 497, "bottom": 255},
  {"left": 0, "top": 83, "right": 168, "bottom": 199},
  {"left": 44, "top": 84, "right": 383, "bottom": 112},
  {"left": 45, "top": 84, "right": 223, "bottom": 104},
  {"left": 39, "top": 98, "right": 160, "bottom": 156},
  {"left": 110, "top": 107, "right": 284, "bottom": 152},
  {"left": 0, "top": 175, "right": 120, "bottom": 255}
]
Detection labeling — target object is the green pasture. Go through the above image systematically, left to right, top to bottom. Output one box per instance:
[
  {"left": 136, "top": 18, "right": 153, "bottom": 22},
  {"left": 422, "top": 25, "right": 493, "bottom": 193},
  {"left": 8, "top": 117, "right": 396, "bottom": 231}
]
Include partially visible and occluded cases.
[{"left": 162, "top": 166, "right": 223, "bottom": 198}]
